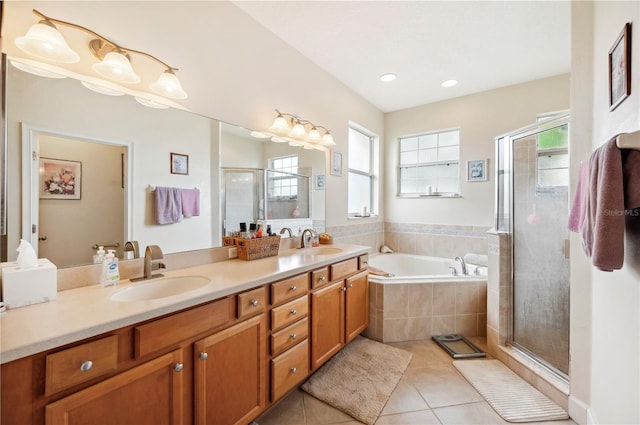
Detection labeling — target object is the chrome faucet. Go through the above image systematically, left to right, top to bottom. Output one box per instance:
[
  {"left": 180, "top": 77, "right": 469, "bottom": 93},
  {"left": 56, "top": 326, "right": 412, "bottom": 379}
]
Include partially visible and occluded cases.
[
  {"left": 279, "top": 227, "right": 293, "bottom": 237},
  {"left": 300, "top": 228, "right": 317, "bottom": 248},
  {"left": 133, "top": 245, "right": 166, "bottom": 281},
  {"left": 454, "top": 256, "right": 467, "bottom": 275}
]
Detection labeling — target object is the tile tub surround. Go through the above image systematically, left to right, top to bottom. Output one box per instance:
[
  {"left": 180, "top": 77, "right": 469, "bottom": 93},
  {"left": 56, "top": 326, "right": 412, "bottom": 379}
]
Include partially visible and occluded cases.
[
  {"left": 328, "top": 221, "right": 384, "bottom": 253},
  {"left": 384, "top": 222, "right": 491, "bottom": 258},
  {"left": 364, "top": 280, "right": 487, "bottom": 343}
]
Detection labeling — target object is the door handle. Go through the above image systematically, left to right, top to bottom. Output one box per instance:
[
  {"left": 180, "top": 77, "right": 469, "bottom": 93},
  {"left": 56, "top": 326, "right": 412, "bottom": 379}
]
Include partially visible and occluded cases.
[{"left": 39, "top": 236, "right": 47, "bottom": 241}]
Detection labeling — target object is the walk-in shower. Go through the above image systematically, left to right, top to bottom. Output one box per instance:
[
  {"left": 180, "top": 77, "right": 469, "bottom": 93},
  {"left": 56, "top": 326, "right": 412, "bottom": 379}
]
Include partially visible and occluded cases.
[{"left": 495, "top": 112, "right": 570, "bottom": 379}]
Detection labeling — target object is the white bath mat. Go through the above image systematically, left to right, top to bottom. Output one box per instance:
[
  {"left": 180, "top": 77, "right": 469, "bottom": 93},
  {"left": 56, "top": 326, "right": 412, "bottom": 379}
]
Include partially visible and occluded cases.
[{"left": 453, "top": 359, "right": 569, "bottom": 423}]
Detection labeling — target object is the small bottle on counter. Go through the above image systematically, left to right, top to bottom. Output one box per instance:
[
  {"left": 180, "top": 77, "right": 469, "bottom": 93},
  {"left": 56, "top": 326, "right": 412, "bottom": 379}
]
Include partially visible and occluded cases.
[
  {"left": 239, "top": 222, "right": 249, "bottom": 239},
  {"left": 249, "top": 223, "right": 257, "bottom": 239},
  {"left": 256, "top": 224, "right": 263, "bottom": 238},
  {"left": 266, "top": 225, "right": 273, "bottom": 236},
  {"left": 93, "top": 246, "right": 105, "bottom": 264},
  {"left": 100, "top": 250, "right": 120, "bottom": 287}
]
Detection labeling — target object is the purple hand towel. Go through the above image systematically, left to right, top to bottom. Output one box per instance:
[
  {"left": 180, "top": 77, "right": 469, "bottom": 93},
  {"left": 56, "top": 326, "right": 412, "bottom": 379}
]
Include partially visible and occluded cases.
[
  {"left": 587, "top": 138, "right": 625, "bottom": 271},
  {"left": 568, "top": 161, "right": 589, "bottom": 233},
  {"left": 155, "top": 187, "right": 182, "bottom": 225},
  {"left": 181, "top": 188, "right": 200, "bottom": 217}
]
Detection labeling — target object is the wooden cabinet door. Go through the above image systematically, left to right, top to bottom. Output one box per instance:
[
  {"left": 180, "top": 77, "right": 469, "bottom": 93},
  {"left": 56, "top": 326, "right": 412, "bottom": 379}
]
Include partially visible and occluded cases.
[
  {"left": 345, "top": 271, "right": 369, "bottom": 343},
  {"left": 310, "top": 280, "right": 345, "bottom": 370},
  {"left": 194, "top": 314, "right": 266, "bottom": 425},
  {"left": 45, "top": 349, "right": 184, "bottom": 425}
]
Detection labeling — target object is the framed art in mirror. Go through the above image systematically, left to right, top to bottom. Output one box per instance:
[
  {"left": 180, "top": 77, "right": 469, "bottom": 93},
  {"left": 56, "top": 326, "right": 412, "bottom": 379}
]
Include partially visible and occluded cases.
[{"left": 40, "top": 157, "right": 82, "bottom": 200}]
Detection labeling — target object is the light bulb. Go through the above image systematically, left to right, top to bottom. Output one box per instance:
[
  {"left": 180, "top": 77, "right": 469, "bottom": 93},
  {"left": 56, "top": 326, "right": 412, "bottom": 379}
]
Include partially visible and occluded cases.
[
  {"left": 15, "top": 22, "right": 80, "bottom": 63},
  {"left": 93, "top": 51, "right": 140, "bottom": 84},
  {"left": 150, "top": 70, "right": 187, "bottom": 99},
  {"left": 269, "top": 115, "right": 290, "bottom": 134},
  {"left": 290, "top": 122, "right": 307, "bottom": 138},
  {"left": 308, "top": 127, "right": 321, "bottom": 141},
  {"left": 322, "top": 133, "right": 336, "bottom": 146}
]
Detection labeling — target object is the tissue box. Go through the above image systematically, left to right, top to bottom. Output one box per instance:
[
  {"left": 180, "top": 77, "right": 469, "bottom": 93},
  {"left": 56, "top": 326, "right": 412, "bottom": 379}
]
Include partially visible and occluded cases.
[{"left": 1, "top": 259, "right": 57, "bottom": 309}]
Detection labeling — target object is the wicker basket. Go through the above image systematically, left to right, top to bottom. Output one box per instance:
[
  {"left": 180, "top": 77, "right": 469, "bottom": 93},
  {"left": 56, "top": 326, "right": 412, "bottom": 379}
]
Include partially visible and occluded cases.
[{"left": 235, "top": 235, "right": 281, "bottom": 261}]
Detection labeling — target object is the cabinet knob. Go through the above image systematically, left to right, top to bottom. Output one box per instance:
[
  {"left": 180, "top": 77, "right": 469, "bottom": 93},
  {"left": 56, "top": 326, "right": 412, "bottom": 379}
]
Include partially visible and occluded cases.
[
  {"left": 362, "top": 261, "right": 368, "bottom": 266},
  {"left": 319, "top": 276, "right": 326, "bottom": 282},
  {"left": 348, "top": 283, "right": 353, "bottom": 288},
  {"left": 290, "top": 285, "right": 297, "bottom": 292},
  {"left": 341, "top": 286, "right": 347, "bottom": 292},
  {"left": 251, "top": 299, "right": 259, "bottom": 307},
  {"left": 290, "top": 309, "right": 297, "bottom": 316},
  {"left": 290, "top": 333, "right": 297, "bottom": 340},
  {"left": 199, "top": 352, "right": 208, "bottom": 360},
  {"left": 80, "top": 361, "right": 93, "bottom": 372},
  {"left": 174, "top": 363, "right": 184, "bottom": 372},
  {"left": 290, "top": 367, "right": 297, "bottom": 374}
]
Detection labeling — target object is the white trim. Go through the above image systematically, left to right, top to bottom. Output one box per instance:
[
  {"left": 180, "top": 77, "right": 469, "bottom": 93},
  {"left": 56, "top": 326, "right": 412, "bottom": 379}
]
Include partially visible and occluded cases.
[{"left": 568, "top": 395, "right": 591, "bottom": 425}]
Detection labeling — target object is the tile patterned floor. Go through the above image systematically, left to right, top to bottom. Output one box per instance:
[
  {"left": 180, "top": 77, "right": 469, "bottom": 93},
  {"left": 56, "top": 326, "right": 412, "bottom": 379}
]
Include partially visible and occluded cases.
[{"left": 256, "top": 337, "right": 576, "bottom": 425}]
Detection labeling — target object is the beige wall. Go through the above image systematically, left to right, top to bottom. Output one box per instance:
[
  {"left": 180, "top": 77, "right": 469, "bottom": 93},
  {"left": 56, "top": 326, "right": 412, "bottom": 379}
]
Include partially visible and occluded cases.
[
  {"left": 570, "top": 2, "right": 640, "bottom": 424},
  {"left": 384, "top": 75, "right": 570, "bottom": 227}
]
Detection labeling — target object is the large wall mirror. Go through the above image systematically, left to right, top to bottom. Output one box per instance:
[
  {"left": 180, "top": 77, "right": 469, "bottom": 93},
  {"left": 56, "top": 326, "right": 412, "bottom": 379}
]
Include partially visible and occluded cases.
[{"left": 4, "top": 57, "right": 326, "bottom": 268}]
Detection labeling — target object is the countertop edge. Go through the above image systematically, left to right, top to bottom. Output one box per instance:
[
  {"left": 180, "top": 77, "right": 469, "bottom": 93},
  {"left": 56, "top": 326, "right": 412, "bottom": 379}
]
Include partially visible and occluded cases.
[{"left": 1, "top": 244, "right": 370, "bottom": 364}]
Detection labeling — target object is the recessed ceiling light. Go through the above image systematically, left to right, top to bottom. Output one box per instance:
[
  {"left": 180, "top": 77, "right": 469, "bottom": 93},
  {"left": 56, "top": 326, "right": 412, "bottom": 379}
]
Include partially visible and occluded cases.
[
  {"left": 379, "top": 73, "right": 397, "bottom": 82},
  {"left": 441, "top": 79, "right": 458, "bottom": 88}
]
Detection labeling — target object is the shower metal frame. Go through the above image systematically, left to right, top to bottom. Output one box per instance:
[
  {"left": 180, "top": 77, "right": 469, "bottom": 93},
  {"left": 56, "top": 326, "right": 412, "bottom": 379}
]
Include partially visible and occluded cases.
[{"left": 494, "top": 111, "right": 571, "bottom": 382}]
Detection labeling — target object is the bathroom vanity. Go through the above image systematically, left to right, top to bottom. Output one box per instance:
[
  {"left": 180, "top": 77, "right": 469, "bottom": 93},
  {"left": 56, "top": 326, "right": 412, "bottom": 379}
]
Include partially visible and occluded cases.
[{"left": 0, "top": 244, "right": 369, "bottom": 425}]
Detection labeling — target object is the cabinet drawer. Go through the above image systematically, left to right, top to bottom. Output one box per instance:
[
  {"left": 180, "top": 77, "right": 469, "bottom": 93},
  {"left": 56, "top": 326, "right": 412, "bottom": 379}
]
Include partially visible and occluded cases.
[
  {"left": 359, "top": 254, "right": 369, "bottom": 269},
  {"left": 330, "top": 258, "right": 358, "bottom": 281},
  {"left": 311, "top": 267, "right": 329, "bottom": 289},
  {"left": 271, "top": 273, "right": 309, "bottom": 306},
  {"left": 238, "top": 286, "right": 267, "bottom": 320},
  {"left": 271, "top": 295, "right": 308, "bottom": 331},
  {"left": 135, "top": 297, "right": 232, "bottom": 359},
  {"left": 271, "top": 317, "right": 308, "bottom": 356},
  {"left": 45, "top": 335, "right": 118, "bottom": 396},
  {"left": 271, "top": 339, "right": 309, "bottom": 401}
]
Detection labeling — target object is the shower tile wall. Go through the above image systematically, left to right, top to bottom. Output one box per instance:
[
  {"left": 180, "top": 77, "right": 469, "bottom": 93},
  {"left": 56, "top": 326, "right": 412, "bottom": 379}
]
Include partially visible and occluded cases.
[{"left": 384, "top": 222, "right": 491, "bottom": 258}]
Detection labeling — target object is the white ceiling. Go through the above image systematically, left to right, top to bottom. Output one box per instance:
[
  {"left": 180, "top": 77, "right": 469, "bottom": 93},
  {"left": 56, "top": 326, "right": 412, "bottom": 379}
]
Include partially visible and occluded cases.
[{"left": 234, "top": 1, "right": 571, "bottom": 112}]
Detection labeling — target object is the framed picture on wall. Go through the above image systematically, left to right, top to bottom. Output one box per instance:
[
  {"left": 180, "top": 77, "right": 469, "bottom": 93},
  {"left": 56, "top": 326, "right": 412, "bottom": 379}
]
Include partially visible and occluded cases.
[
  {"left": 609, "top": 22, "right": 631, "bottom": 111},
  {"left": 331, "top": 151, "right": 342, "bottom": 176},
  {"left": 170, "top": 152, "right": 189, "bottom": 175},
  {"left": 39, "top": 157, "right": 82, "bottom": 200},
  {"left": 467, "top": 159, "right": 488, "bottom": 182},
  {"left": 315, "top": 174, "right": 326, "bottom": 190}
]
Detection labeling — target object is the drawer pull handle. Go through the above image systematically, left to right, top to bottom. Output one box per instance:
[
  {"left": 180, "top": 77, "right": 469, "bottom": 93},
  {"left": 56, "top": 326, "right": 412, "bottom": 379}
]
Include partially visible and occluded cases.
[
  {"left": 362, "top": 261, "right": 368, "bottom": 266},
  {"left": 319, "top": 276, "right": 326, "bottom": 282},
  {"left": 348, "top": 283, "right": 353, "bottom": 288},
  {"left": 290, "top": 285, "right": 297, "bottom": 292},
  {"left": 342, "top": 286, "right": 347, "bottom": 292},
  {"left": 251, "top": 299, "right": 259, "bottom": 307},
  {"left": 291, "top": 309, "right": 297, "bottom": 316},
  {"left": 290, "top": 333, "right": 297, "bottom": 340},
  {"left": 199, "top": 352, "right": 208, "bottom": 360},
  {"left": 80, "top": 361, "right": 93, "bottom": 372},
  {"left": 174, "top": 363, "right": 184, "bottom": 372},
  {"left": 290, "top": 367, "right": 297, "bottom": 374}
]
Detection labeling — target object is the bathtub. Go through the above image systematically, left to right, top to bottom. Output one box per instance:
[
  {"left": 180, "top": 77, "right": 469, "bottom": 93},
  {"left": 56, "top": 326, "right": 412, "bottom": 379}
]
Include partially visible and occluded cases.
[
  {"left": 363, "top": 253, "right": 488, "bottom": 343},
  {"left": 367, "top": 253, "right": 487, "bottom": 284}
]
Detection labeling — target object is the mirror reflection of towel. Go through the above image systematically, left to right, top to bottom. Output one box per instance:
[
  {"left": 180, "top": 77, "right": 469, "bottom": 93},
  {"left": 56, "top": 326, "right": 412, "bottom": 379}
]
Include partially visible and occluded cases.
[
  {"left": 155, "top": 187, "right": 182, "bottom": 224},
  {"left": 181, "top": 188, "right": 200, "bottom": 217}
]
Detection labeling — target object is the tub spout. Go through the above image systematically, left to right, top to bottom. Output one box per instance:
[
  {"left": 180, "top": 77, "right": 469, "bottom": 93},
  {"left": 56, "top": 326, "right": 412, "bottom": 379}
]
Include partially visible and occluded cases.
[{"left": 454, "top": 256, "right": 467, "bottom": 275}]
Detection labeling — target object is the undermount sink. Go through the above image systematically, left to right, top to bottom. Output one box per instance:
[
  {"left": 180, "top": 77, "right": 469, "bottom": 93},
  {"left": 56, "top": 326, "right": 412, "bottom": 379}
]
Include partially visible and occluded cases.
[
  {"left": 301, "top": 247, "right": 343, "bottom": 256},
  {"left": 110, "top": 275, "right": 211, "bottom": 302}
]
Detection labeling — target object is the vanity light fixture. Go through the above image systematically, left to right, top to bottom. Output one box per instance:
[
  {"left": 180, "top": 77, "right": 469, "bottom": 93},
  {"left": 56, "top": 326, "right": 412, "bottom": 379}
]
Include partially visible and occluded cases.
[
  {"left": 15, "top": 9, "right": 188, "bottom": 99},
  {"left": 9, "top": 59, "right": 66, "bottom": 79},
  {"left": 265, "top": 109, "right": 336, "bottom": 150}
]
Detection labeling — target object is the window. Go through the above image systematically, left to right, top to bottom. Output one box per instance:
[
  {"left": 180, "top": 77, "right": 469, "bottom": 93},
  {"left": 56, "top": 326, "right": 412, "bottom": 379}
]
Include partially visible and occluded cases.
[
  {"left": 536, "top": 120, "right": 568, "bottom": 190},
  {"left": 348, "top": 126, "right": 376, "bottom": 216},
  {"left": 398, "top": 129, "right": 460, "bottom": 196},
  {"left": 269, "top": 155, "right": 298, "bottom": 198}
]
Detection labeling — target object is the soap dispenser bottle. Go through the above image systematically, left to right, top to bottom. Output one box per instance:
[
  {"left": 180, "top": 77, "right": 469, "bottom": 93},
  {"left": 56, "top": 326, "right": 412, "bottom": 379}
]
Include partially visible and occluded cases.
[
  {"left": 93, "top": 246, "right": 105, "bottom": 264},
  {"left": 100, "top": 250, "right": 120, "bottom": 287}
]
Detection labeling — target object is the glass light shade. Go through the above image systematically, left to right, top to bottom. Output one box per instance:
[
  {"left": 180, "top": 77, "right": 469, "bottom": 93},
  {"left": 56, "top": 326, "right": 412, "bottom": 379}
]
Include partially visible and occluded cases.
[
  {"left": 15, "top": 23, "right": 80, "bottom": 63},
  {"left": 92, "top": 51, "right": 140, "bottom": 84},
  {"left": 10, "top": 60, "right": 66, "bottom": 79},
  {"left": 150, "top": 70, "right": 187, "bottom": 99},
  {"left": 81, "top": 80, "right": 125, "bottom": 96},
  {"left": 135, "top": 97, "right": 169, "bottom": 109},
  {"left": 269, "top": 115, "right": 290, "bottom": 134},
  {"left": 290, "top": 123, "right": 307, "bottom": 138},
  {"left": 308, "top": 127, "right": 321, "bottom": 141},
  {"left": 250, "top": 131, "right": 270, "bottom": 139},
  {"left": 322, "top": 133, "right": 336, "bottom": 146},
  {"left": 270, "top": 136, "right": 288, "bottom": 143}
]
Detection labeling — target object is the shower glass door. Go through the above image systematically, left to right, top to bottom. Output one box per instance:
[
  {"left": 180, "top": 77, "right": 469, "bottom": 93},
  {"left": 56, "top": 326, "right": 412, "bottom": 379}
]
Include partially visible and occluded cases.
[{"left": 510, "top": 118, "right": 570, "bottom": 377}]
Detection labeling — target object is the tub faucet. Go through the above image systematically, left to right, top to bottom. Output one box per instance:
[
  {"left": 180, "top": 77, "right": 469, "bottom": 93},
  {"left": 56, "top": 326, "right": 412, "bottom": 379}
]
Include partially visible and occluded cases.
[
  {"left": 300, "top": 228, "right": 317, "bottom": 248},
  {"left": 141, "top": 245, "right": 166, "bottom": 280},
  {"left": 454, "top": 256, "right": 467, "bottom": 275}
]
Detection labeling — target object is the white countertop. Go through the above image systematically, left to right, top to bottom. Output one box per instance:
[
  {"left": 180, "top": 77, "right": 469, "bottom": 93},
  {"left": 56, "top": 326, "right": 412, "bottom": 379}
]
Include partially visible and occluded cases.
[{"left": 0, "top": 244, "right": 369, "bottom": 364}]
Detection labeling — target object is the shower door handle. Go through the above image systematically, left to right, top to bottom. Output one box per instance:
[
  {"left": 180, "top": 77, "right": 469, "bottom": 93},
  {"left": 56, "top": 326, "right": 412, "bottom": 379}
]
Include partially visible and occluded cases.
[{"left": 564, "top": 239, "right": 570, "bottom": 260}]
